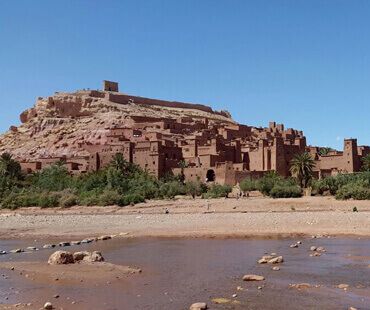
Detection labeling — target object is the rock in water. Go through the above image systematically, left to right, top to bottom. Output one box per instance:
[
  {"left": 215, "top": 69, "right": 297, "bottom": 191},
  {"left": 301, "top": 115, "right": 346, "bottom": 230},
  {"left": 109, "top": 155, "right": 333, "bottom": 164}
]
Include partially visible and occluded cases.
[
  {"left": 98, "top": 235, "right": 112, "bottom": 241},
  {"left": 59, "top": 242, "right": 71, "bottom": 247},
  {"left": 10, "top": 249, "right": 23, "bottom": 253},
  {"left": 48, "top": 251, "right": 74, "bottom": 265},
  {"left": 72, "top": 251, "right": 105, "bottom": 263},
  {"left": 73, "top": 251, "right": 90, "bottom": 262},
  {"left": 83, "top": 251, "right": 104, "bottom": 262},
  {"left": 268, "top": 256, "right": 284, "bottom": 264},
  {"left": 242, "top": 274, "right": 265, "bottom": 281},
  {"left": 43, "top": 302, "right": 53, "bottom": 309},
  {"left": 189, "top": 302, "right": 208, "bottom": 310}
]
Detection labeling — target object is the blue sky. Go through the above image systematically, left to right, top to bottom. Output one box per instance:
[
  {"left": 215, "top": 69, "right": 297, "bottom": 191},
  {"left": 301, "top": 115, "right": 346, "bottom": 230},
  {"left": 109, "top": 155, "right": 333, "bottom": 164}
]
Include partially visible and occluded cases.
[{"left": 0, "top": 0, "right": 369, "bottom": 149}]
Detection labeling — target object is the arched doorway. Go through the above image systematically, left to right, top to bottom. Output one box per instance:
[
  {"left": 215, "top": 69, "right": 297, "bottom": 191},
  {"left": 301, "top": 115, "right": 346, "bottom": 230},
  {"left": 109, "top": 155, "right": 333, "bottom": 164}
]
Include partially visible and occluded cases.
[{"left": 206, "top": 169, "right": 215, "bottom": 182}]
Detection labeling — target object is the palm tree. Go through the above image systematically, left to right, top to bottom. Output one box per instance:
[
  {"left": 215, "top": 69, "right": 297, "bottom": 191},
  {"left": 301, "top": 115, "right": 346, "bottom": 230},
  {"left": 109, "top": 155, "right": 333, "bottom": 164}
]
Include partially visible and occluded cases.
[
  {"left": 319, "top": 147, "right": 333, "bottom": 156},
  {"left": 289, "top": 152, "right": 316, "bottom": 188},
  {"left": 0, "top": 153, "right": 22, "bottom": 180},
  {"left": 110, "top": 153, "right": 138, "bottom": 176},
  {"left": 362, "top": 154, "right": 370, "bottom": 171},
  {"left": 178, "top": 160, "right": 188, "bottom": 183}
]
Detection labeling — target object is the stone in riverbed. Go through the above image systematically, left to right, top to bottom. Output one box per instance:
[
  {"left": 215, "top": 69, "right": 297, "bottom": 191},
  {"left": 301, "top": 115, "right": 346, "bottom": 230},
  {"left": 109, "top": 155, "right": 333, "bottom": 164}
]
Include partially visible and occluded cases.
[
  {"left": 98, "top": 235, "right": 111, "bottom": 241},
  {"left": 81, "top": 238, "right": 93, "bottom": 244},
  {"left": 71, "top": 241, "right": 81, "bottom": 245},
  {"left": 59, "top": 242, "right": 71, "bottom": 247},
  {"left": 43, "top": 244, "right": 56, "bottom": 249},
  {"left": 290, "top": 244, "right": 298, "bottom": 248},
  {"left": 310, "top": 246, "right": 317, "bottom": 251},
  {"left": 316, "top": 246, "right": 326, "bottom": 252},
  {"left": 26, "top": 247, "right": 38, "bottom": 251},
  {"left": 10, "top": 249, "right": 23, "bottom": 253},
  {"left": 0, "top": 251, "right": 7, "bottom": 255},
  {"left": 48, "top": 251, "right": 74, "bottom": 265},
  {"left": 73, "top": 251, "right": 104, "bottom": 263},
  {"left": 73, "top": 251, "right": 90, "bottom": 262},
  {"left": 83, "top": 251, "right": 104, "bottom": 262},
  {"left": 268, "top": 256, "right": 284, "bottom": 264},
  {"left": 257, "top": 258, "right": 268, "bottom": 264},
  {"left": 272, "top": 266, "right": 280, "bottom": 271},
  {"left": 242, "top": 274, "right": 265, "bottom": 281},
  {"left": 337, "top": 283, "right": 349, "bottom": 290},
  {"left": 43, "top": 302, "right": 53, "bottom": 309},
  {"left": 189, "top": 302, "right": 207, "bottom": 310}
]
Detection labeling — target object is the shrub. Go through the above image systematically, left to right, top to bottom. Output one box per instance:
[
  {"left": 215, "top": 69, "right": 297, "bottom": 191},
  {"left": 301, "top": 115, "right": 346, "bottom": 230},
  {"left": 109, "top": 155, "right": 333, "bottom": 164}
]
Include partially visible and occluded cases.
[
  {"left": 31, "top": 163, "right": 72, "bottom": 191},
  {"left": 257, "top": 172, "right": 282, "bottom": 196},
  {"left": 240, "top": 178, "right": 258, "bottom": 195},
  {"left": 159, "top": 181, "right": 185, "bottom": 199},
  {"left": 185, "top": 181, "right": 207, "bottom": 198},
  {"left": 335, "top": 183, "right": 370, "bottom": 200},
  {"left": 203, "top": 184, "right": 232, "bottom": 199},
  {"left": 269, "top": 185, "right": 302, "bottom": 198},
  {"left": 98, "top": 189, "right": 122, "bottom": 206},
  {"left": 77, "top": 190, "right": 102, "bottom": 206},
  {"left": 59, "top": 191, "right": 78, "bottom": 208},
  {"left": 38, "top": 192, "right": 60, "bottom": 208},
  {"left": 118, "top": 193, "right": 145, "bottom": 206}
]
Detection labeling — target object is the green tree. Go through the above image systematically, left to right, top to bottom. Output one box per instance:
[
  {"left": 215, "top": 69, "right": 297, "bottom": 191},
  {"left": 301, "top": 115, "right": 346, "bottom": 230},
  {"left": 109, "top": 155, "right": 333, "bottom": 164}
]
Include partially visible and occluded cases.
[
  {"left": 319, "top": 147, "right": 333, "bottom": 156},
  {"left": 290, "top": 152, "right": 316, "bottom": 188},
  {"left": 0, "top": 153, "right": 22, "bottom": 180},
  {"left": 110, "top": 153, "right": 140, "bottom": 176},
  {"left": 361, "top": 154, "right": 370, "bottom": 171},
  {"left": 178, "top": 160, "right": 188, "bottom": 183},
  {"left": 32, "top": 162, "right": 72, "bottom": 191},
  {"left": 239, "top": 177, "right": 257, "bottom": 197},
  {"left": 185, "top": 180, "right": 206, "bottom": 198}
]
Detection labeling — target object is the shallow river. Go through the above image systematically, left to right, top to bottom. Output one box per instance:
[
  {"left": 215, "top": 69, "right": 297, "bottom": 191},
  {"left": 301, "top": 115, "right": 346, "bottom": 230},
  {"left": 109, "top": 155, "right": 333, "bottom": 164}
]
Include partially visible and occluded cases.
[{"left": 0, "top": 237, "right": 370, "bottom": 309}]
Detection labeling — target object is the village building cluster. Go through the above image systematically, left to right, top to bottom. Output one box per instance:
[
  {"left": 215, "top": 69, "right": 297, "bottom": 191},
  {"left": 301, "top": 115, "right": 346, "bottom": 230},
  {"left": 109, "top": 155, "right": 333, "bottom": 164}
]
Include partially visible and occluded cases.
[{"left": 19, "top": 81, "right": 370, "bottom": 185}]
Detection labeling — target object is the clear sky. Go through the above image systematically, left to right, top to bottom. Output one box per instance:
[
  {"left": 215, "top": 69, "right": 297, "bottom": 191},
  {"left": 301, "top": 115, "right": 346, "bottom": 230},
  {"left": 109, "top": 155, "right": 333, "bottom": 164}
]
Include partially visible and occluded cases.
[{"left": 0, "top": 0, "right": 369, "bottom": 149}]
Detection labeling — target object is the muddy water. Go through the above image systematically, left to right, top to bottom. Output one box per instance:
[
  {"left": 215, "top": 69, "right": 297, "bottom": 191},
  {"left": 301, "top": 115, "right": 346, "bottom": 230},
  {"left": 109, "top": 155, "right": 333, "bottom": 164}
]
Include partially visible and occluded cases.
[{"left": 0, "top": 237, "right": 370, "bottom": 310}]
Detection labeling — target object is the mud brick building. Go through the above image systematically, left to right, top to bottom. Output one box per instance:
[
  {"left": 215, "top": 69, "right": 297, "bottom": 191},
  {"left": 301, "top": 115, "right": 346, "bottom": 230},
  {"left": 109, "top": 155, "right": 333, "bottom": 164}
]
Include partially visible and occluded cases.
[{"left": 17, "top": 81, "right": 369, "bottom": 185}]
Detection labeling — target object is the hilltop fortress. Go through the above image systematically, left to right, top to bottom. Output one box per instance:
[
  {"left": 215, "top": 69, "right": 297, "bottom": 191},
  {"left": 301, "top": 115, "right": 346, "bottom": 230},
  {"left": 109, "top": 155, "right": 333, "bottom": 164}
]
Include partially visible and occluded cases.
[{"left": 1, "top": 81, "right": 369, "bottom": 185}]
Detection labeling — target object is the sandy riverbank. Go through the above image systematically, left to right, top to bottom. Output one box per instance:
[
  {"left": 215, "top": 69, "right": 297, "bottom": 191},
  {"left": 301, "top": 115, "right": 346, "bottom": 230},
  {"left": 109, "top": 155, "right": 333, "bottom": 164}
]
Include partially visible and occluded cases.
[{"left": 0, "top": 196, "right": 369, "bottom": 239}]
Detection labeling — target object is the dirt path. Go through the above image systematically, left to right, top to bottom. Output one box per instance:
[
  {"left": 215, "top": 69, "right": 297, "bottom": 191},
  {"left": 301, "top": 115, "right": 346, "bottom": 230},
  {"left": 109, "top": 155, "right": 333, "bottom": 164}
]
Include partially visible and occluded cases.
[{"left": 0, "top": 196, "right": 369, "bottom": 239}]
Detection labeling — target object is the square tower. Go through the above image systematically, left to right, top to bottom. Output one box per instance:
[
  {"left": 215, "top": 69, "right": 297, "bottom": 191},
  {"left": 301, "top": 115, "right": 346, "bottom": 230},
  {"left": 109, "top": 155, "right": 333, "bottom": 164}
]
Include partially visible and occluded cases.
[{"left": 103, "top": 80, "right": 119, "bottom": 92}]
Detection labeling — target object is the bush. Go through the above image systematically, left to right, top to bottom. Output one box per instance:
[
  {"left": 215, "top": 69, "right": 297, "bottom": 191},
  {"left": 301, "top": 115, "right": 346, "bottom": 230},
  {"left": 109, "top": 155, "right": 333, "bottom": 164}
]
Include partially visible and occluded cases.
[
  {"left": 31, "top": 164, "right": 72, "bottom": 191},
  {"left": 257, "top": 172, "right": 282, "bottom": 196},
  {"left": 240, "top": 178, "right": 258, "bottom": 195},
  {"left": 159, "top": 181, "right": 185, "bottom": 199},
  {"left": 185, "top": 181, "right": 207, "bottom": 198},
  {"left": 335, "top": 183, "right": 370, "bottom": 200},
  {"left": 203, "top": 184, "right": 232, "bottom": 199},
  {"left": 269, "top": 185, "right": 302, "bottom": 198},
  {"left": 98, "top": 189, "right": 122, "bottom": 206},
  {"left": 77, "top": 190, "right": 102, "bottom": 206},
  {"left": 59, "top": 191, "right": 78, "bottom": 208},
  {"left": 38, "top": 192, "right": 60, "bottom": 208},
  {"left": 118, "top": 193, "right": 145, "bottom": 206}
]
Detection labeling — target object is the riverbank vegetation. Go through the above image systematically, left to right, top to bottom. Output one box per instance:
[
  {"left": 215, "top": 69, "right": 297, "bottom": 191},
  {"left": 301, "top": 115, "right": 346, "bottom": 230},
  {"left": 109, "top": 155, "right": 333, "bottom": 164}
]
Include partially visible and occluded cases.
[
  {"left": 0, "top": 152, "right": 369, "bottom": 209},
  {"left": 0, "top": 153, "right": 231, "bottom": 209}
]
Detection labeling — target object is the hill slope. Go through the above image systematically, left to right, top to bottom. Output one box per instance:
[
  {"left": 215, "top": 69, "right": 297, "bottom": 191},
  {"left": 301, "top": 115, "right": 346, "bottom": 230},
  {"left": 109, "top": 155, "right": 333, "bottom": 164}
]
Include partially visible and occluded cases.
[{"left": 0, "top": 89, "right": 234, "bottom": 160}]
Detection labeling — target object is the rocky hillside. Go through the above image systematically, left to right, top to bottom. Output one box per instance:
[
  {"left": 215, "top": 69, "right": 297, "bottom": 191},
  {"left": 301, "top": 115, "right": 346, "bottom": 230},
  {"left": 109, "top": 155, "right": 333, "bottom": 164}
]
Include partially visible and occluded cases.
[{"left": 0, "top": 89, "right": 234, "bottom": 160}]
